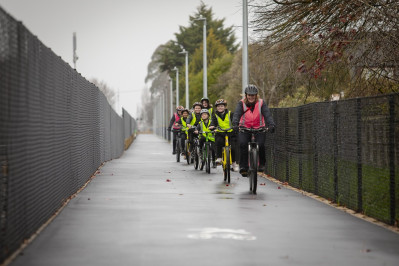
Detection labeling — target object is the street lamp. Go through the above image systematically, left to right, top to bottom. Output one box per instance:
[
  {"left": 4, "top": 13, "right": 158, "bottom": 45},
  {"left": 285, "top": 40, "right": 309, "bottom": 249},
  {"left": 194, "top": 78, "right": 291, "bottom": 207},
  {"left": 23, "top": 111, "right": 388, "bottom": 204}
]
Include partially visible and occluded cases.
[
  {"left": 242, "top": 0, "right": 249, "bottom": 95},
  {"left": 195, "top": 15, "right": 207, "bottom": 98},
  {"left": 179, "top": 48, "right": 189, "bottom": 108},
  {"left": 172, "top": 67, "right": 179, "bottom": 106},
  {"left": 169, "top": 77, "right": 173, "bottom": 118}
]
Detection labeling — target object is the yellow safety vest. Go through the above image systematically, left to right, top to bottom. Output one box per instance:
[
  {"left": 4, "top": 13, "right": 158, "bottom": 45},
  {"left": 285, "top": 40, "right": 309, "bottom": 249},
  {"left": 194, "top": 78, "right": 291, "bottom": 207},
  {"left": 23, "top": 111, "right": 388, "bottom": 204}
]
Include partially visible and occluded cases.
[
  {"left": 216, "top": 111, "right": 233, "bottom": 132},
  {"left": 199, "top": 119, "right": 215, "bottom": 141}
]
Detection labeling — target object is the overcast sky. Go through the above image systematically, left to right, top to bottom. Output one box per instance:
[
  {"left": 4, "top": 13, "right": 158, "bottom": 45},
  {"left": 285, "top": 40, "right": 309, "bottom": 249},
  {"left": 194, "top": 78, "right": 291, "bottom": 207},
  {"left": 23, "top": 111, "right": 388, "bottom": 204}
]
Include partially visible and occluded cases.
[{"left": 0, "top": 0, "right": 246, "bottom": 117}]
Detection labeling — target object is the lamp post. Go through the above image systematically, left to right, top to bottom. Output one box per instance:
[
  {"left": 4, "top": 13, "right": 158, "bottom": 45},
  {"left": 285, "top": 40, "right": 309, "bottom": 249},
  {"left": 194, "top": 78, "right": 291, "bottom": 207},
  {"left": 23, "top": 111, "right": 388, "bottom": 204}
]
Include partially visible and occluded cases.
[
  {"left": 242, "top": 0, "right": 249, "bottom": 95},
  {"left": 195, "top": 15, "right": 207, "bottom": 98},
  {"left": 179, "top": 49, "right": 189, "bottom": 108},
  {"left": 173, "top": 67, "right": 179, "bottom": 106},
  {"left": 169, "top": 77, "right": 173, "bottom": 118}
]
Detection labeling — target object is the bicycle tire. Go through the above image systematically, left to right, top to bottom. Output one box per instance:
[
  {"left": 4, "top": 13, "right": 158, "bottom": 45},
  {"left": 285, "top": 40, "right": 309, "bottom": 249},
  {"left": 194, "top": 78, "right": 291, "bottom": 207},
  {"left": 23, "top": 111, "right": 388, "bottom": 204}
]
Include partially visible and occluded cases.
[
  {"left": 176, "top": 139, "right": 180, "bottom": 163},
  {"left": 185, "top": 140, "right": 190, "bottom": 165},
  {"left": 199, "top": 145, "right": 205, "bottom": 171},
  {"left": 205, "top": 145, "right": 211, "bottom": 174},
  {"left": 194, "top": 146, "right": 199, "bottom": 170},
  {"left": 226, "top": 148, "right": 231, "bottom": 183},
  {"left": 250, "top": 148, "right": 258, "bottom": 194},
  {"left": 222, "top": 149, "right": 227, "bottom": 181}
]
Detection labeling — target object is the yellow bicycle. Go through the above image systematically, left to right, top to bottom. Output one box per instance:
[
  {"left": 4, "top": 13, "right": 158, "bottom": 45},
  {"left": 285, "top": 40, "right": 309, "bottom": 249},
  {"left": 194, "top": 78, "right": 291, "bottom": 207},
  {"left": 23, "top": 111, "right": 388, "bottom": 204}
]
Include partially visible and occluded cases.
[{"left": 218, "top": 127, "right": 232, "bottom": 183}]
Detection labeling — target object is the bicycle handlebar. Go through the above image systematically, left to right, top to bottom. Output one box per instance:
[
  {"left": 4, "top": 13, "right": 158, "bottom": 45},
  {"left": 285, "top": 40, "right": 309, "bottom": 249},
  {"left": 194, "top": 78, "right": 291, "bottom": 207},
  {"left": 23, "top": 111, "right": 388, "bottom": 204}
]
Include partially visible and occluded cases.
[
  {"left": 216, "top": 127, "right": 233, "bottom": 132},
  {"left": 239, "top": 127, "right": 268, "bottom": 133}
]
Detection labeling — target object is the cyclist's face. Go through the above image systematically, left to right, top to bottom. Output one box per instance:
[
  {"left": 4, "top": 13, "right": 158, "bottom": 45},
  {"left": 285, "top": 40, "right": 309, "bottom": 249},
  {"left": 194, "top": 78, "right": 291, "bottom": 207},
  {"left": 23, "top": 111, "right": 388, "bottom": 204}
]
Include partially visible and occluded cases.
[
  {"left": 246, "top": 94, "right": 257, "bottom": 103},
  {"left": 202, "top": 101, "right": 209, "bottom": 107},
  {"left": 216, "top": 104, "right": 225, "bottom": 112},
  {"left": 194, "top": 106, "right": 201, "bottom": 113},
  {"left": 177, "top": 110, "right": 182, "bottom": 116},
  {"left": 182, "top": 112, "right": 189, "bottom": 118},
  {"left": 201, "top": 113, "right": 209, "bottom": 120}
]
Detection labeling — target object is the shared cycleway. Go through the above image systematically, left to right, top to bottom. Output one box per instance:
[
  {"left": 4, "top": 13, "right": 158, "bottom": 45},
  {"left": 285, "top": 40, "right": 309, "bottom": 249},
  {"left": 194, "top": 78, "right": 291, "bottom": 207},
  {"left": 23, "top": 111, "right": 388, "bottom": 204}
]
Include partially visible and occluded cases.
[{"left": 10, "top": 134, "right": 399, "bottom": 266}]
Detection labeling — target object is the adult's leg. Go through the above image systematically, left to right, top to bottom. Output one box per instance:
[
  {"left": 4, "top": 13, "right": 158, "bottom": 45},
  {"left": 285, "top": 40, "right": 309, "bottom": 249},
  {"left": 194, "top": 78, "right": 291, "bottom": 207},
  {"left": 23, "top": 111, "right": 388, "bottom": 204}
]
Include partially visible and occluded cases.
[
  {"left": 172, "top": 131, "right": 178, "bottom": 154},
  {"left": 238, "top": 131, "right": 251, "bottom": 170},
  {"left": 255, "top": 132, "right": 266, "bottom": 166}
]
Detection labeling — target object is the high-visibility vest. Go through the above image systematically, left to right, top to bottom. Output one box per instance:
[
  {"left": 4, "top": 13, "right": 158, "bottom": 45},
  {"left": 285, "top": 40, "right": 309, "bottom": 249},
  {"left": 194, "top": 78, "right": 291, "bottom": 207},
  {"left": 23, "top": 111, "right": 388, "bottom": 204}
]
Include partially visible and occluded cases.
[
  {"left": 239, "top": 99, "right": 265, "bottom": 129},
  {"left": 216, "top": 111, "right": 233, "bottom": 132},
  {"left": 172, "top": 113, "right": 181, "bottom": 130},
  {"left": 181, "top": 118, "right": 189, "bottom": 135},
  {"left": 199, "top": 119, "right": 215, "bottom": 141}
]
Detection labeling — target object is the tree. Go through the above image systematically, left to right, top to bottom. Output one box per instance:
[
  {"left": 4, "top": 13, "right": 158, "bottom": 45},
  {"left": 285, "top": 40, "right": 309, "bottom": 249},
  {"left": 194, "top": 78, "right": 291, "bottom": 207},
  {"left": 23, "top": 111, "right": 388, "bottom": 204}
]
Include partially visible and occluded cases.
[
  {"left": 252, "top": 0, "right": 399, "bottom": 96},
  {"left": 90, "top": 78, "right": 116, "bottom": 109}
]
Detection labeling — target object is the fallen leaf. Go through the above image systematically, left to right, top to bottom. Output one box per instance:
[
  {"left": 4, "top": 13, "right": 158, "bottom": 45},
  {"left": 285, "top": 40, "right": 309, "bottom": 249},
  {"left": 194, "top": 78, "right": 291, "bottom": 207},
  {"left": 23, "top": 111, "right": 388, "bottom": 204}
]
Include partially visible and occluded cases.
[
  {"left": 166, "top": 179, "right": 171, "bottom": 182},
  {"left": 283, "top": 182, "right": 288, "bottom": 185},
  {"left": 260, "top": 183, "right": 266, "bottom": 186},
  {"left": 226, "top": 184, "right": 229, "bottom": 187},
  {"left": 278, "top": 187, "right": 281, "bottom": 189},
  {"left": 88, "top": 198, "right": 90, "bottom": 200},
  {"left": 361, "top": 249, "right": 371, "bottom": 253}
]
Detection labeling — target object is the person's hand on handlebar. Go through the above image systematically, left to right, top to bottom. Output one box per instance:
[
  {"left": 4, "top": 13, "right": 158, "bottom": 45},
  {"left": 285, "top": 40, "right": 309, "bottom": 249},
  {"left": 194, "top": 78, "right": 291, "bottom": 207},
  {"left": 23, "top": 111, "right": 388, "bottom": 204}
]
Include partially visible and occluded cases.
[{"left": 268, "top": 125, "right": 275, "bottom": 133}]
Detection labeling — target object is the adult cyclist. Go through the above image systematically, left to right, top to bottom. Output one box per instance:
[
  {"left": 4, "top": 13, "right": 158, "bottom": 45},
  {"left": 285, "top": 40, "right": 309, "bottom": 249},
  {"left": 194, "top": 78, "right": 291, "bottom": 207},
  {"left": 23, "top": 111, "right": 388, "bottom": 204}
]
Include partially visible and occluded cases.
[
  {"left": 232, "top": 85, "right": 275, "bottom": 177},
  {"left": 200, "top": 97, "right": 213, "bottom": 115},
  {"left": 168, "top": 105, "right": 184, "bottom": 155}
]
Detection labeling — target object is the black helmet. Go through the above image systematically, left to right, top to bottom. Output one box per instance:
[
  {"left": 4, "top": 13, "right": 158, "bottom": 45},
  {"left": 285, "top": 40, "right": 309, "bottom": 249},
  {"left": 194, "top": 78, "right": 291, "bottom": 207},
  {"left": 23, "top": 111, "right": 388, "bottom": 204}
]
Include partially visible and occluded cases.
[
  {"left": 245, "top": 84, "right": 258, "bottom": 95},
  {"left": 201, "top": 97, "right": 210, "bottom": 103},
  {"left": 192, "top": 102, "right": 202, "bottom": 108}
]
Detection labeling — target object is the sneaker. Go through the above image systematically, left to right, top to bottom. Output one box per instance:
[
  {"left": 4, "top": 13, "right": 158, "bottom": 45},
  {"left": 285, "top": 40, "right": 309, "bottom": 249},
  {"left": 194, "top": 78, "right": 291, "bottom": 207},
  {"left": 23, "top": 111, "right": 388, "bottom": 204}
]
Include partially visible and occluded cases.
[
  {"left": 172, "top": 151, "right": 176, "bottom": 155},
  {"left": 215, "top": 158, "right": 222, "bottom": 165},
  {"left": 232, "top": 162, "right": 239, "bottom": 172},
  {"left": 258, "top": 165, "right": 265, "bottom": 172},
  {"left": 239, "top": 168, "right": 248, "bottom": 177}
]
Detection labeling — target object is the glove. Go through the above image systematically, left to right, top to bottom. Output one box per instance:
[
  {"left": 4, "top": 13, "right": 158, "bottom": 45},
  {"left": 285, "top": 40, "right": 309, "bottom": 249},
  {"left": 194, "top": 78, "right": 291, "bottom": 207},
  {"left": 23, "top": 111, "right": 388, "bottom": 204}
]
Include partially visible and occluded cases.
[
  {"left": 232, "top": 125, "right": 239, "bottom": 134},
  {"left": 268, "top": 125, "right": 275, "bottom": 133}
]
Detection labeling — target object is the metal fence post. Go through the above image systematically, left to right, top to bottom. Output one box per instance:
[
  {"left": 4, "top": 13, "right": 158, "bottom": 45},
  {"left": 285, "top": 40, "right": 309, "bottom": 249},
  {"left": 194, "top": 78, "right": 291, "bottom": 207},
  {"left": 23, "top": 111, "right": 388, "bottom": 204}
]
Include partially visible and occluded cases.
[
  {"left": 389, "top": 95, "right": 396, "bottom": 225},
  {"left": 356, "top": 98, "right": 363, "bottom": 213}
]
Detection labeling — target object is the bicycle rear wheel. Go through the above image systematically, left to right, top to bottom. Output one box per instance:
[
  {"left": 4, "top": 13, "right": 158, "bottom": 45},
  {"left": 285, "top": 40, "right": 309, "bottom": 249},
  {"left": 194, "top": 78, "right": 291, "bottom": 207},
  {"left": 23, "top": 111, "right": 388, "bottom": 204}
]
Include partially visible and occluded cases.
[
  {"left": 193, "top": 145, "right": 199, "bottom": 170},
  {"left": 205, "top": 145, "right": 211, "bottom": 174},
  {"left": 226, "top": 148, "right": 231, "bottom": 183}
]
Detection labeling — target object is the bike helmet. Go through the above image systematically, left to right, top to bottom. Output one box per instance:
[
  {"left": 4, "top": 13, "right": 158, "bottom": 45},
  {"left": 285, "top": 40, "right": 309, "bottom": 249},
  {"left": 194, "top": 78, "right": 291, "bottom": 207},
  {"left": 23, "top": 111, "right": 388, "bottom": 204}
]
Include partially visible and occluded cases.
[
  {"left": 245, "top": 84, "right": 258, "bottom": 95},
  {"left": 201, "top": 97, "right": 210, "bottom": 104},
  {"left": 215, "top": 99, "right": 227, "bottom": 106},
  {"left": 192, "top": 102, "right": 202, "bottom": 108},
  {"left": 176, "top": 105, "right": 184, "bottom": 111},
  {"left": 200, "top": 109, "right": 210, "bottom": 115}
]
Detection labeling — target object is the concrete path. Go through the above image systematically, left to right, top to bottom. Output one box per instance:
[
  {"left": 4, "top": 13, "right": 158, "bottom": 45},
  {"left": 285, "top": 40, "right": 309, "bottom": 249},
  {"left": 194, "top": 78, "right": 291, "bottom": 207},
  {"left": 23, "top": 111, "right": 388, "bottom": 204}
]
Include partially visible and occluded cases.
[{"left": 11, "top": 134, "right": 399, "bottom": 266}]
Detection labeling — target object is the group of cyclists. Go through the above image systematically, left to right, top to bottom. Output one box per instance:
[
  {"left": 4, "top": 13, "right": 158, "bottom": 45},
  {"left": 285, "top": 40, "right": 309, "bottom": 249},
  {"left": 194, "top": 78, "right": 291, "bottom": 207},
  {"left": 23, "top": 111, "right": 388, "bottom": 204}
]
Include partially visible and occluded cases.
[{"left": 167, "top": 84, "right": 275, "bottom": 177}]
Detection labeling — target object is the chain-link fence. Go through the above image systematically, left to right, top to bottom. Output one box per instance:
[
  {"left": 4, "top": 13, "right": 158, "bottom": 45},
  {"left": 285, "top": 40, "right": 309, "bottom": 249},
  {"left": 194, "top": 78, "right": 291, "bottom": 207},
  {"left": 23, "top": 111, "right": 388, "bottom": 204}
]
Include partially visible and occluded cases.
[
  {"left": 0, "top": 7, "right": 137, "bottom": 263},
  {"left": 265, "top": 94, "right": 399, "bottom": 226}
]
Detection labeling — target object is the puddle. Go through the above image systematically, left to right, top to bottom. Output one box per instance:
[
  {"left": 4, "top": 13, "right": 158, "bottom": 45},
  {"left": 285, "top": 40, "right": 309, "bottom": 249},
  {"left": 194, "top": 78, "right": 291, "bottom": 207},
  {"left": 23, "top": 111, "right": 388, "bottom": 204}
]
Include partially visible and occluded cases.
[{"left": 187, "top": 228, "right": 256, "bottom": 241}]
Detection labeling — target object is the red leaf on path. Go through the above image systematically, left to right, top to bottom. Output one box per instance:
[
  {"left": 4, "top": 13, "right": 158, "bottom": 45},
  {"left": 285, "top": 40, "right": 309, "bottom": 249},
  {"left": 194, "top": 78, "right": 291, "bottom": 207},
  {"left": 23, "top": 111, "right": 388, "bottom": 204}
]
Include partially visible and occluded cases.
[
  {"left": 166, "top": 179, "right": 171, "bottom": 182},
  {"left": 260, "top": 183, "right": 266, "bottom": 186},
  {"left": 226, "top": 184, "right": 229, "bottom": 187},
  {"left": 278, "top": 186, "right": 281, "bottom": 189}
]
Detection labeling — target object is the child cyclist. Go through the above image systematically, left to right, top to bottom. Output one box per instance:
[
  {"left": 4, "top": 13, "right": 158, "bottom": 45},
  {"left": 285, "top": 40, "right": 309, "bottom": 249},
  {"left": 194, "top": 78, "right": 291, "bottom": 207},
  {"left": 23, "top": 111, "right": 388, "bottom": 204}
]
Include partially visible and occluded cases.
[
  {"left": 210, "top": 99, "right": 239, "bottom": 172},
  {"left": 186, "top": 102, "right": 202, "bottom": 152},
  {"left": 168, "top": 105, "right": 184, "bottom": 155},
  {"left": 177, "top": 108, "right": 190, "bottom": 156},
  {"left": 194, "top": 109, "right": 216, "bottom": 168}
]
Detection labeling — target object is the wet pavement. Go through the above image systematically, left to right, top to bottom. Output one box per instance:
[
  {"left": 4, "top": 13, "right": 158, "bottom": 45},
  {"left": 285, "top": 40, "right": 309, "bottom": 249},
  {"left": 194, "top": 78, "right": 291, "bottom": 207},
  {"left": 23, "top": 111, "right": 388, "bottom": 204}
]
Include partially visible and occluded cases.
[{"left": 10, "top": 134, "right": 399, "bottom": 266}]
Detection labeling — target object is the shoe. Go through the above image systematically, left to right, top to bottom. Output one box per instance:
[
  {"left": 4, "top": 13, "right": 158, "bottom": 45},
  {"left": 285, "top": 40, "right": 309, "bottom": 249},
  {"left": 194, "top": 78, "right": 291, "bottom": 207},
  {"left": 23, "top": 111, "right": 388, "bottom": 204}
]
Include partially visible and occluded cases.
[
  {"left": 172, "top": 151, "right": 176, "bottom": 155},
  {"left": 215, "top": 158, "right": 222, "bottom": 165},
  {"left": 212, "top": 161, "right": 217, "bottom": 168},
  {"left": 232, "top": 162, "right": 239, "bottom": 172},
  {"left": 258, "top": 165, "right": 265, "bottom": 172},
  {"left": 239, "top": 168, "right": 248, "bottom": 177}
]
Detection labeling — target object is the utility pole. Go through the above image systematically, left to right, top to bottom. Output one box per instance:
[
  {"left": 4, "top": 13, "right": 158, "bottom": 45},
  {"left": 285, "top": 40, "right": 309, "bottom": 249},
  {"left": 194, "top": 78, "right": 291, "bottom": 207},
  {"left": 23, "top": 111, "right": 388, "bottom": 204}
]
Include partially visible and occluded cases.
[
  {"left": 242, "top": 0, "right": 249, "bottom": 95},
  {"left": 73, "top": 32, "right": 78, "bottom": 69}
]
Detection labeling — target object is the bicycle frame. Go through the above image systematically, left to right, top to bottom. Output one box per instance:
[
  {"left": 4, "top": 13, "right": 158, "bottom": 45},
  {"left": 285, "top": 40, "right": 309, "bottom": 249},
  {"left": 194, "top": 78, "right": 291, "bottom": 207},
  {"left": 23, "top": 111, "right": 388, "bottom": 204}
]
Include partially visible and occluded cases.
[{"left": 199, "top": 129, "right": 215, "bottom": 174}]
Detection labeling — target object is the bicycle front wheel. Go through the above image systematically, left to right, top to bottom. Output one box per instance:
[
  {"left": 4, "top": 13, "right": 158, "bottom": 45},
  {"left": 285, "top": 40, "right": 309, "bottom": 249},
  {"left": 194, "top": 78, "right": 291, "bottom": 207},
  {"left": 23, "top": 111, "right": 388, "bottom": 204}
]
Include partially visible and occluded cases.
[
  {"left": 176, "top": 139, "right": 181, "bottom": 163},
  {"left": 185, "top": 140, "right": 190, "bottom": 165},
  {"left": 194, "top": 145, "right": 199, "bottom": 170},
  {"left": 205, "top": 145, "right": 211, "bottom": 174},
  {"left": 249, "top": 148, "right": 258, "bottom": 194}
]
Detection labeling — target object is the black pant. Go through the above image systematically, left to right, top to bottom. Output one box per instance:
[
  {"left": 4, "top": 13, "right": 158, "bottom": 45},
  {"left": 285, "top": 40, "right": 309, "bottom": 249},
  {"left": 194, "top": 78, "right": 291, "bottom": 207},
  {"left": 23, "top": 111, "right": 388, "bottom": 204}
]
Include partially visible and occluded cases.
[
  {"left": 172, "top": 131, "right": 180, "bottom": 152},
  {"left": 238, "top": 131, "right": 265, "bottom": 169},
  {"left": 179, "top": 132, "right": 188, "bottom": 153},
  {"left": 215, "top": 132, "right": 236, "bottom": 161}
]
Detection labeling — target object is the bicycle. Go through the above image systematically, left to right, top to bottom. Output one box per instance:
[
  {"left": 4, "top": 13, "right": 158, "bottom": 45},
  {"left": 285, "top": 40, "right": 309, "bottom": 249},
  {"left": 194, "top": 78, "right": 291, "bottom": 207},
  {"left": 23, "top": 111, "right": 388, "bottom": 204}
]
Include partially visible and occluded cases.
[
  {"left": 217, "top": 127, "right": 233, "bottom": 183},
  {"left": 239, "top": 127, "right": 267, "bottom": 194},
  {"left": 172, "top": 128, "right": 183, "bottom": 163},
  {"left": 198, "top": 129, "right": 215, "bottom": 174},
  {"left": 191, "top": 133, "right": 200, "bottom": 170}
]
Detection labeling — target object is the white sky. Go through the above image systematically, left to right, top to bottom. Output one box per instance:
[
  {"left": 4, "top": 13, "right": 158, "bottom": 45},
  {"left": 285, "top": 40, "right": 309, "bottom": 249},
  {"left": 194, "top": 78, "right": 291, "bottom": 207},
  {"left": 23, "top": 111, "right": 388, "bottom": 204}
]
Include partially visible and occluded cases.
[{"left": 0, "top": 0, "right": 245, "bottom": 117}]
